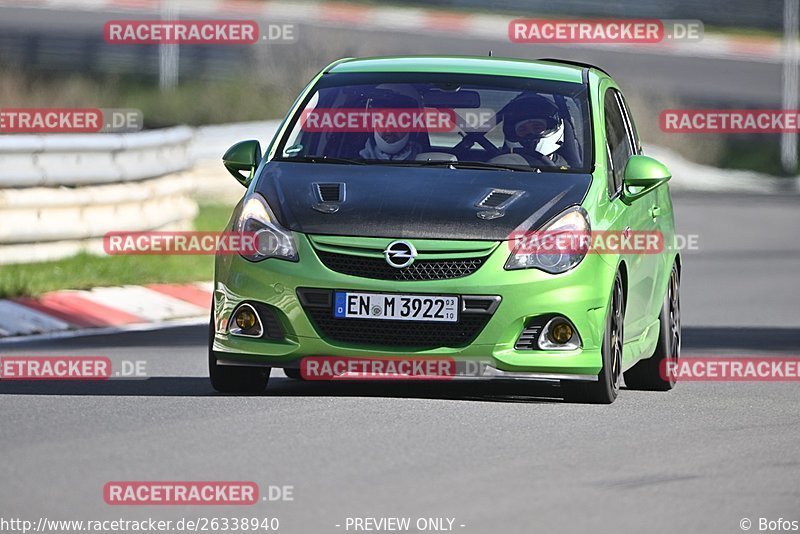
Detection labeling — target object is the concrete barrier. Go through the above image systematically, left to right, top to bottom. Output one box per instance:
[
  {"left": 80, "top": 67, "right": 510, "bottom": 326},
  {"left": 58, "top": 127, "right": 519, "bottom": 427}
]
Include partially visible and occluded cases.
[{"left": 0, "top": 127, "right": 198, "bottom": 265}]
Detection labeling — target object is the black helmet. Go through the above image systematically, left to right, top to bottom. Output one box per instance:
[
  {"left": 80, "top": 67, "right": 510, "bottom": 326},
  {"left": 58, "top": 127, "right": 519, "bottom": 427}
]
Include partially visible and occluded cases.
[{"left": 502, "top": 95, "right": 562, "bottom": 144}]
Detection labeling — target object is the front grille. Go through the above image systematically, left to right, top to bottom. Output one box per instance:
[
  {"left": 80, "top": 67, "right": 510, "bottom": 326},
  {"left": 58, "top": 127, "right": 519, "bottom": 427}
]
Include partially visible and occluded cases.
[
  {"left": 316, "top": 250, "right": 486, "bottom": 281},
  {"left": 297, "top": 288, "right": 495, "bottom": 349},
  {"left": 304, "top": 308, "right": 490, "bottom": 348}
]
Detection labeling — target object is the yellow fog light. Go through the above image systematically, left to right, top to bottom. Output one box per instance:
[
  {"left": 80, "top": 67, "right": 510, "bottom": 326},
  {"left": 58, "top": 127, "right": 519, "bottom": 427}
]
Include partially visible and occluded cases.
[
  {"left": 230, "top": 303, "right": 263, "bottom": 338},
  {"left": 234, "top": 306, "right": 258, "bottom": 331},
  {"left": 536, "top": 317, "right": 580, "bottom": 350},
  {"left": 549, "top": 321, "right": 574, "bottom": 344}
]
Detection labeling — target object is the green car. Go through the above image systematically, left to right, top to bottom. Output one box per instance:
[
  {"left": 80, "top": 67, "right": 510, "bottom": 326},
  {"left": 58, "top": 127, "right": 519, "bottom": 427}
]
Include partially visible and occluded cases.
[{"left": 209, "top": 56, "right": 681, "bottom": 404}]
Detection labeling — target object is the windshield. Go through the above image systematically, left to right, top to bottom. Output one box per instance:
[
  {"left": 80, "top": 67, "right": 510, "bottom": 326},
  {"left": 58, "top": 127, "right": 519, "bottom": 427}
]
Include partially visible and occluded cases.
[{"left": 276, "top": 72, "right": 593, "bottom": 173}]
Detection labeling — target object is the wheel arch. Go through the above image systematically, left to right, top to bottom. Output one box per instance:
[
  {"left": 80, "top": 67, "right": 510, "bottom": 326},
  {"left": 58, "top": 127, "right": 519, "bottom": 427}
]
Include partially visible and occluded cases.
[{"left": 617, "top": 259, "right": 629, "bottom": 313}]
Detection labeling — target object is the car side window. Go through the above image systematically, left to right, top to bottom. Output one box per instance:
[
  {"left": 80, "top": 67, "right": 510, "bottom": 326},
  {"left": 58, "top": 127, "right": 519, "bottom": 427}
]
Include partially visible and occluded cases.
[
  {"left": 603, "top": 89, "right": 634, "bottom": 196},
  {"left": 616, "top": 92, "right": 641, "bottom": 155},
  {"left": 605, "top": 141, "right": 615, "bottom": 195}
]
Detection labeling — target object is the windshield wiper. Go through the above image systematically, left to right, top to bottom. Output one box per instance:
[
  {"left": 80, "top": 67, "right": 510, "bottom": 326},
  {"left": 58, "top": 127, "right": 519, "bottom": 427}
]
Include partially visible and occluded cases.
[
  {"left": 277, "top": 155, "right": 368, "bottom": 165},
  {"left": 277, "top": 156, "right": 553, "bottom": 173},
  {"left": 407, "top": 160, "right": 546, "bottom": 173}
]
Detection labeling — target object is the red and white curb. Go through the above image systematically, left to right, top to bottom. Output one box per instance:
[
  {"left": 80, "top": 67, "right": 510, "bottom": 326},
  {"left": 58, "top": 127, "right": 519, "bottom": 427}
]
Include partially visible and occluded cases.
[
  {"left": 0, "top": 0, "right": 787, "bottom": 64},
  {"left": 0, "top": 282, "right": 213, "bottom": 339}
]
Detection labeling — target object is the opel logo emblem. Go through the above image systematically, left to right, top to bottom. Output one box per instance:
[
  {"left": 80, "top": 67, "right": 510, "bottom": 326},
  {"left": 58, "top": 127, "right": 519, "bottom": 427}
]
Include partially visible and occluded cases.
[{"left": 384, "top": 240, "right": 417, "bottom": 268}]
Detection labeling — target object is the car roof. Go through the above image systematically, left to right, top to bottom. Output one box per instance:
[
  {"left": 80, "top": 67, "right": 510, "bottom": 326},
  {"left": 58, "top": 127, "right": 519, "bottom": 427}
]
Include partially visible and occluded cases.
[{"left": 327, "top": 56, "right": 594, "bottom": 84}]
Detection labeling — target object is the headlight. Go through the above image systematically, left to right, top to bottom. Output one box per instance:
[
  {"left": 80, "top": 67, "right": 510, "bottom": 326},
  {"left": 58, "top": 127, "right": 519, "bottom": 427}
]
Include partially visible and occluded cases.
[
  {"left": 235, "top": 193, "right": 298, "bottom": 262},
  {"left": 505, "top": 206, "right": 590, "bottom": 273}
]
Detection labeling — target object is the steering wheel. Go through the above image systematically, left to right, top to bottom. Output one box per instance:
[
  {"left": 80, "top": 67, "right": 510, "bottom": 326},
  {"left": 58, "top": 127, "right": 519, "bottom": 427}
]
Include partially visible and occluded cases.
[
  {"left": 452, "top": 131, "right": 503, "bottom": 160},
  {"left": 520, "top": 150, "right": 558, "bottom": 168}
]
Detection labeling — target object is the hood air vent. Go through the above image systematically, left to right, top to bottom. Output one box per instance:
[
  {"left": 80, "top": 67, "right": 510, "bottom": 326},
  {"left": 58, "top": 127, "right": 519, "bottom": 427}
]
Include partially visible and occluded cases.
[
  {"left": 312, "top": 182, "right": 345, "bottom": 213},
  {"left": 315, "top": 182, "right": 345, "bottom": 203},
  {"left": 475, "top": 189, "right": 523, "bottom": 220},
  {"left": 477, "top": 189, "right": 523, "bottom": 210}
]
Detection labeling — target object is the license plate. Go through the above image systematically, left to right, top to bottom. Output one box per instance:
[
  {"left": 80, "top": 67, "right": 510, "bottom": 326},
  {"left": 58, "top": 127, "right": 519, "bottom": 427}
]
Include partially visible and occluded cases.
[{"left": 334, "top": 292, "right": 459, "bottom": 323}]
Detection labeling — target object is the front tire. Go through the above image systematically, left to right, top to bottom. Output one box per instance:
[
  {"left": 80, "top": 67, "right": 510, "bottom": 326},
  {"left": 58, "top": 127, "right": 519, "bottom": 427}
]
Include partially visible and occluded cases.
[
  {"left": 624, "top": 262, "right": 680, "bottom": 391},
  {"left": 561, "top": 272, "right": 624, "bottom": 404},
  {"left": 208, "top": 317, "right": 270, "bottom": 393}
]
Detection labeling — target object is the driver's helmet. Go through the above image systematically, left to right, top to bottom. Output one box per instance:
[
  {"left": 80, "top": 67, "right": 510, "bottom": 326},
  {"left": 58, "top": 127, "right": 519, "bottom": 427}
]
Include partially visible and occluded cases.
[
  {"left": 367, "top": 84, "right": 422, "bottom": 155},
  {"left": 502, "top": 95, "right": 565, "bottom": 158}
]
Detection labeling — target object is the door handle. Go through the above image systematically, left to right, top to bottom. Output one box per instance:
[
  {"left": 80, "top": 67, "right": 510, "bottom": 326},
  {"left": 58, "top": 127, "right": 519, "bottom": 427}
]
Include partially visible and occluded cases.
[{"left": 650, "top": 205, "right": 662, "bottom": 219}]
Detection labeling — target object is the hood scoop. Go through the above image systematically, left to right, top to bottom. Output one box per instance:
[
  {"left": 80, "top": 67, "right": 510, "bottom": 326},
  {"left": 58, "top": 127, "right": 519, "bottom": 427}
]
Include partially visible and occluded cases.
[
  {"left": 312, "top": 182, "right": 345, "bottom": 213},
  {"left": 476, "top": 188, "right": 524, "bottom": 220}
]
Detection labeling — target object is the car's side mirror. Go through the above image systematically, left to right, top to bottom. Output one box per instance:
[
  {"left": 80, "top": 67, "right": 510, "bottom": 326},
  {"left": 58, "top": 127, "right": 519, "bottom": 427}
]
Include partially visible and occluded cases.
[
  {"left": 223, "top": 140, "right": 262, "bottom": 187},
  {"left": 620, "top": 155, "right": 671, "bottom": 205}
]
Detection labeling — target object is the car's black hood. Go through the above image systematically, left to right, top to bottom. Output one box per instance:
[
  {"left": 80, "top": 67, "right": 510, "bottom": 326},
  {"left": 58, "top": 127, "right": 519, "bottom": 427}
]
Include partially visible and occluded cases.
[{"left": 255, "top": 162, "right": 592, "bottom": 241}]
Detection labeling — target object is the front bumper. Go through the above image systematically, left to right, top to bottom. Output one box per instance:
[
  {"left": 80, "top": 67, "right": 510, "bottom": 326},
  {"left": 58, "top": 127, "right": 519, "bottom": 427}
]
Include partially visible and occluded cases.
[{"left": 212, "top": 233, "right": 616, "bottom": 378}]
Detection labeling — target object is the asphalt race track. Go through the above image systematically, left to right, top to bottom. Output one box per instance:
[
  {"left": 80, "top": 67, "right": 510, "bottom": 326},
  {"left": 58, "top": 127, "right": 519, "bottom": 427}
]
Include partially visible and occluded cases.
[
  {"left": 0, "top": 4, "right": 797, "bottom": 532},
  {"left": 1, "top": 193, "right": 798, "bottom": 534}
]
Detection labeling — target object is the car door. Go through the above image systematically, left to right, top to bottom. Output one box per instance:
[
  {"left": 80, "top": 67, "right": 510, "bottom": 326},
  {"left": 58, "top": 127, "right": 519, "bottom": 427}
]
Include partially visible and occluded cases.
[
  {"left": 603, "top": 87, "right": 653, "bottom": 341},
  {"left": 616, "top": 91, "right": 667, "bottom": 328}
]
